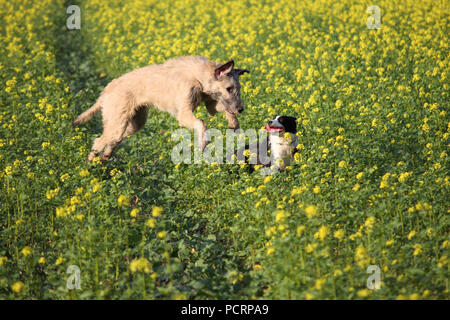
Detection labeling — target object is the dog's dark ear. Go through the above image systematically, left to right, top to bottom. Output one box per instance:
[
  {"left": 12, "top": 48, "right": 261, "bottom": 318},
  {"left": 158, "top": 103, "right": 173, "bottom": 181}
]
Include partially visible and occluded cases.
[
  {"left": 215, "top": 60, "right": 234, "bottom": 78},
  {"left": 235, "top": 69, "right": 250, "bottom": 76},
  {"left": 279, "top": 116, "right": 297, "bottom": 133}
]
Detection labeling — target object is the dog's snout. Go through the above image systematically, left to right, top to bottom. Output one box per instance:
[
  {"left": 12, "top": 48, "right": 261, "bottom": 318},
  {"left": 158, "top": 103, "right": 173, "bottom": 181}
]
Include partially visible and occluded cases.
[
  {"left": 238, "top": 107, "right": 244, "bottom": 113},
  {"left": 268, "top": 120, "right": 273, "bottom": 125}
]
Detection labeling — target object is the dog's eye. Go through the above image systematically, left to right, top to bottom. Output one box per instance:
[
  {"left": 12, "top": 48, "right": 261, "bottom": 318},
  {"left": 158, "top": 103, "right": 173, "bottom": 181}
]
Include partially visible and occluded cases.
[{"left": 226, "top": 86, "right": 234, "bottom": 93}]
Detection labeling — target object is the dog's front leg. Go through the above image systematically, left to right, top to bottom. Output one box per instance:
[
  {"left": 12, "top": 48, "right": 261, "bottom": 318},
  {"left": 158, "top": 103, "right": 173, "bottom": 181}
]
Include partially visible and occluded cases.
[
  {"left": 212, "top": 100, "right": 239, "bottom": 130},
  {"left": 177, "top": 109, "right": 209, "bottom": 152},
  {"left": 225, "top": 112, "right": 240, "bottom": 130}
]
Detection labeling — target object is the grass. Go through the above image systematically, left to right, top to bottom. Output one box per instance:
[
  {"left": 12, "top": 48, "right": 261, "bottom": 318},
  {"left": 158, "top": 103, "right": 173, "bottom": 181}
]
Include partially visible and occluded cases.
[{"left": 0, "top": 0, "right": 448, "bottom": 299}]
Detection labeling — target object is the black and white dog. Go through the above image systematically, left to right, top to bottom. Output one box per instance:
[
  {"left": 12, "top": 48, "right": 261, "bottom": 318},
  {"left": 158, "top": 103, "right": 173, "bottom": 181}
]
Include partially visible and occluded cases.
[
  {"left": 232, "top": 115, "right": 298, "bottom": 170},
  {"left": 264, "top": 116, "right": 298, "bottom": 169}
]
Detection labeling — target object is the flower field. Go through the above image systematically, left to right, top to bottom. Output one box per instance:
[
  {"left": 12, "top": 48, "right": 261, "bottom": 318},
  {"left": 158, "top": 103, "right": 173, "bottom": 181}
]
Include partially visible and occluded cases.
[{"left": 0, "top": 0, "right": 448, "bottom": 299}]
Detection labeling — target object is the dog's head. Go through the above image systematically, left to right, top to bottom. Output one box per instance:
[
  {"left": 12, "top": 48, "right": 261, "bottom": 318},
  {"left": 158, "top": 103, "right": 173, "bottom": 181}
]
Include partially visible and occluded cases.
[
  {"left": 210, "top": 60, "right": 249, "bottom": 115},
  {"left": 265, "top": 116, "right": 297, "bottom": 134}
]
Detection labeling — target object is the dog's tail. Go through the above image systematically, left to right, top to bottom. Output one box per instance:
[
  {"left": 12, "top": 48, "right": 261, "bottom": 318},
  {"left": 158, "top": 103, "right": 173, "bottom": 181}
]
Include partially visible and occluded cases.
[{"left": 72, "top": 100, "right": 102, "bottom": 127}]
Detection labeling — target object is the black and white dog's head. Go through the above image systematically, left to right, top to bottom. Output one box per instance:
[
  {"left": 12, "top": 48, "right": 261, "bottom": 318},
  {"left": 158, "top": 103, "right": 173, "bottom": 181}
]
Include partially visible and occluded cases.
[
  {"left": 264, "top": 115, "right": 298, "bottom": 169},
  {"left": 264, "top": 116, "right": 297, "bottom": 134}
]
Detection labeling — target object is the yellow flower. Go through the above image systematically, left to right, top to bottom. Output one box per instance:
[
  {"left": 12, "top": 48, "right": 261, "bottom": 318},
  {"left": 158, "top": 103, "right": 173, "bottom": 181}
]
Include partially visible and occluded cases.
[
  {"left": 4, "top": 165, "right": 13, "bottom": 176},
  {"left": 79, "top": 169, "right": 90, "bottom": 177},
  {"left": 398, "top": 172, "right": 412, "bottom": 182},
  {"left": 379, "top": 180, "right": 388, "bottom": 189},
  {"left": 92, "top": 183, "right": 100, "bottom": 193},
  {"left": 291, "top": 186, "right": 307, "bottom": 196},
  {"left": 313, "top": 186, "right": 321, "bottom": 194},
  {"left": 45, "top": 187, "right": 60, "bottom": 200},
  {"left": 117, "top": 195, "right": 129, "bottom": 208},
  {"left": 70, "top": 196, "right": 80, "bottom": 205},
  {"left": 304, "top": 205, "right": 318, "bottom": 218},
  {"left": 56, "top": 206, "right": 68, "bottom": 218},
  {"left": 152, "top": 206, "right": 163, "bottom": 217},
  {"left": 130, "top": 208, "right": 140, "bottom": 217},
  {"left": 275, "top": 210, "right": 290, "bottom": 223},
  {"left": 364, "top": 216, "right": 376, "bottom": 229},
  {"left": 146, "top": 218, "right": 156, "bottom": 228},
  {"left": 296, "top": 225, "right": 305, "bottom": 236},
  {"left": 314, "top": 225, "right": 330, "bottom": 241},
  {"left": 334, "top": 229, "right": 344, "bottom": 240},
  {"left": 408, "top": 230, "right": 416, "bottom": 240},
  {"left": 157, "top": 231, "right": 166, "bottom": 239},
  {"left": 306, "top": 243, "right": 318, "bottom": 253},
  {"left": 413, "top": 244, "right": 422, "bottom": 256},
  {"left": 21, "top": 246, "right": 32, "bottom": 257},
  {"left": 355, "top": 246, "right": 370, "bottom": 268},
  {"left": 267, "top": 247, "right": 275, "bottom": 255},
  {"left": 0, "top": 256, "right": 8, "bottom": 265},
  {"left": 55, "top": 256, "right": 64, "bottom": 265},
  {"left": 437, "top": 256, "right": 447, "bottom": 268},
  {"left": 38, "top": 257, "right": 46, "bottom": 264},
  {"left": 130, "top": 257, "right": 151, "bottom": 273},
  {"left": 253, "top": 264, "right": 263, "bottom": 271},
  {"left": 314, "top": 278, "right": 326, "bottom": 290},
  {"left": 12, "top": 281, "right": 24, "bottom": 293},
  {"left": 357, "top": 289, "right": 371, "bottom": 298},
  {"left": 173, "top": 293, "right": 187, "bottom": 300},
  {"left": 409, "top": 293, "right": 420, "bottom": 300}
]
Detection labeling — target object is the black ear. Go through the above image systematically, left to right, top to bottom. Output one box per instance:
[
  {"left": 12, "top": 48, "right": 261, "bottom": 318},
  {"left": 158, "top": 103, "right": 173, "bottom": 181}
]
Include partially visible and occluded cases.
[
  {"left": 215, "top": 60, "right": 234, "bottom": 78},
  {"left": 235, "top": 68, "right": 250, "bottom": 76},
  {"left": 279, "top": 116, "right": 297, "bottom": 133}
]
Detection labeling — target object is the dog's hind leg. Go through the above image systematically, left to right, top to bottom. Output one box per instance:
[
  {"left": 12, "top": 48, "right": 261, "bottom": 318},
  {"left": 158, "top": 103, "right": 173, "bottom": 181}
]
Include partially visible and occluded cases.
[
  {"left": 98, "top": 92, "right": 140, "bottom": 161},
  {"left": 123, "top": 106, "right": 149, "bottom": 138},
  {"left": 100, "top": 122, "right": 128, "bottom": 162},
  {"left": 87, "top": 136, "right": 107, "bottom": 162}
]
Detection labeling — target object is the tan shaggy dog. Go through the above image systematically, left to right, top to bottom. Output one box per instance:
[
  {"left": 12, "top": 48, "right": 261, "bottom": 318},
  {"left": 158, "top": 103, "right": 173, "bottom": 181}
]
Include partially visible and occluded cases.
[{"left": 72, "top": 56, "right": 249, "bottom": 161}]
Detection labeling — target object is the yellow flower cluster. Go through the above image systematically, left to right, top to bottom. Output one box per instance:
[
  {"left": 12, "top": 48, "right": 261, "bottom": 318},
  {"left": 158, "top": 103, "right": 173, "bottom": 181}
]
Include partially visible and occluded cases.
[{"left": 130, "top": 257, "right": 151, "bottom": 273}]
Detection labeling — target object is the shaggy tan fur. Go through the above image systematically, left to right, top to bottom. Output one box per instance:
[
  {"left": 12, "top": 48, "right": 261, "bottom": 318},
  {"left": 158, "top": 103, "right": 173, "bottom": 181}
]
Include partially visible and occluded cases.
[{"left": 72, "top": 56, "right": 249, "bottom": 161}]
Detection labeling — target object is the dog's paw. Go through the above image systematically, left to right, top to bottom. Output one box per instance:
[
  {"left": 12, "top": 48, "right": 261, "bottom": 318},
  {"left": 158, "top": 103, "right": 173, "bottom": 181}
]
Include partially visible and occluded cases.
[
  {"left": 225, "top": 112, "right": 240, "bottom": 129},
  {"left": 199, "top": 131, "right": 210, "bottom": 152},
  {"left": 87, "top": 152, "right": 96, "bottom": 162}
]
